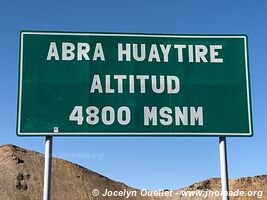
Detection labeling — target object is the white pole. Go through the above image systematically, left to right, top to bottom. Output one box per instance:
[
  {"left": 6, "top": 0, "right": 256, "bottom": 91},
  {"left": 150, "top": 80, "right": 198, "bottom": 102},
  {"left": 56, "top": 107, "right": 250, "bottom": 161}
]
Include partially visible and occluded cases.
[
  {"left": 43, "top": 136, "right": 53, "bottom": 200},
  {"left": 219, "top": 137, "right": 229, "bottom": 200}
]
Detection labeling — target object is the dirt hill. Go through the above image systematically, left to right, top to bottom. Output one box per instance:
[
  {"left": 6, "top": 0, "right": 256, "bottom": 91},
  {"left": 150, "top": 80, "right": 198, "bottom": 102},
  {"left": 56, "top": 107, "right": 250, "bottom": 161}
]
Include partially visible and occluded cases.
[
  {"left": 0, "top": 144, "right": 266, "bottom": 200},
  {"left": 163, "top": 176, "right": 267, "bottom": 200}
]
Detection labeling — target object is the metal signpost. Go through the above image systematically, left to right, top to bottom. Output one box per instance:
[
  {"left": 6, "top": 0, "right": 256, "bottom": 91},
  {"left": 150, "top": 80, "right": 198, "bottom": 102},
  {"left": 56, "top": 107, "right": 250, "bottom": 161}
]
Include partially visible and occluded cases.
[
  {"left": 17, "top": 31, "right": 252, "bottom": 200},
  {"left": 43, "top": 137, "right": 53, "bottom": 200},
  {"left": 219, "top": 137, "right": 229, "bottom": 200}
]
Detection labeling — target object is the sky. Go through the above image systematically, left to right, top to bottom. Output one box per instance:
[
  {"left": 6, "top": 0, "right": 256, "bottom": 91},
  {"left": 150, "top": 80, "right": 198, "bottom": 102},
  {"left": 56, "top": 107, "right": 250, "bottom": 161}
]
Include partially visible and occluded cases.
[{"left": 0, "top": 0, "right": 267, "bottom": 191}]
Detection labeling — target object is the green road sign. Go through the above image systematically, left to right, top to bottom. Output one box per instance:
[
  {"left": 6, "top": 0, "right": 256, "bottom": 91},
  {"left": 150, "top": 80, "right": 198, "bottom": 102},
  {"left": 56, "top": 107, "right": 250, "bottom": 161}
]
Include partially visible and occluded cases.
[{"left": 17, "top": 31, "right": 252, "bottom": 136}]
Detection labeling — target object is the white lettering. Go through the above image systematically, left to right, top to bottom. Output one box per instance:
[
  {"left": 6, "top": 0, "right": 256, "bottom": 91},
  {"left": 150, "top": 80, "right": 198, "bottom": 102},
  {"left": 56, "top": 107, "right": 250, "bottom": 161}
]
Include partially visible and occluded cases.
[
  {"left": 47, "top": 42, "right": 59, "bottom": 60},
  {"left": 62, "top": 42, "right": 75, "bottom": 60}
]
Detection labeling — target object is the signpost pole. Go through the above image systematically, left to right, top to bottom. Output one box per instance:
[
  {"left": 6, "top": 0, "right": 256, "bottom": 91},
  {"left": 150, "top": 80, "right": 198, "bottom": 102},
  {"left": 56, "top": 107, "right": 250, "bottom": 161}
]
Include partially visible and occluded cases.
[
  {"left": 43, "top": 136, "right": 53, "bottom": 200},
  {"left": 219, "top": 137, "right": 229, "bottom": 200}
]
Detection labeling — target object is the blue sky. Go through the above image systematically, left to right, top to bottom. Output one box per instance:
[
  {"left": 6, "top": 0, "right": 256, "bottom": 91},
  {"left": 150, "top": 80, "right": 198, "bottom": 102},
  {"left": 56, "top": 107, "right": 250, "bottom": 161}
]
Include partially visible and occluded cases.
[{"left": 0, "top": 0, "right": 266, "bottom": 191}]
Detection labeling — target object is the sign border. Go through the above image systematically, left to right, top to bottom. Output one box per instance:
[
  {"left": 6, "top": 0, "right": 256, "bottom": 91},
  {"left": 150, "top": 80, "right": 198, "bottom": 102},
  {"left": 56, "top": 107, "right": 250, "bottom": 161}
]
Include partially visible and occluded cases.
[{"left": 17, "top": 31, "right": 253, "bottom": 137}]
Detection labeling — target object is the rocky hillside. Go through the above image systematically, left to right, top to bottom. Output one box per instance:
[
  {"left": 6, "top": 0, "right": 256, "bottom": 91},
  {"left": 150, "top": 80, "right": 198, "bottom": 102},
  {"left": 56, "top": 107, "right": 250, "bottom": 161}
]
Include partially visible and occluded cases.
[
  {"left": 0, "top": 144, "right": 266, "bottom": 200},
  {"left": 165, "top": 176, "right": 267, "bottom": 200}
]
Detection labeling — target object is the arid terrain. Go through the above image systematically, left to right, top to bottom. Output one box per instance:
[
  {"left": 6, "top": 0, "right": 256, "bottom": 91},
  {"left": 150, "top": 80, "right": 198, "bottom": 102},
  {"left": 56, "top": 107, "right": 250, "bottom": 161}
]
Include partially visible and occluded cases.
[{"left": 0, "top": 144, "right": 266, "bottom": 200}]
